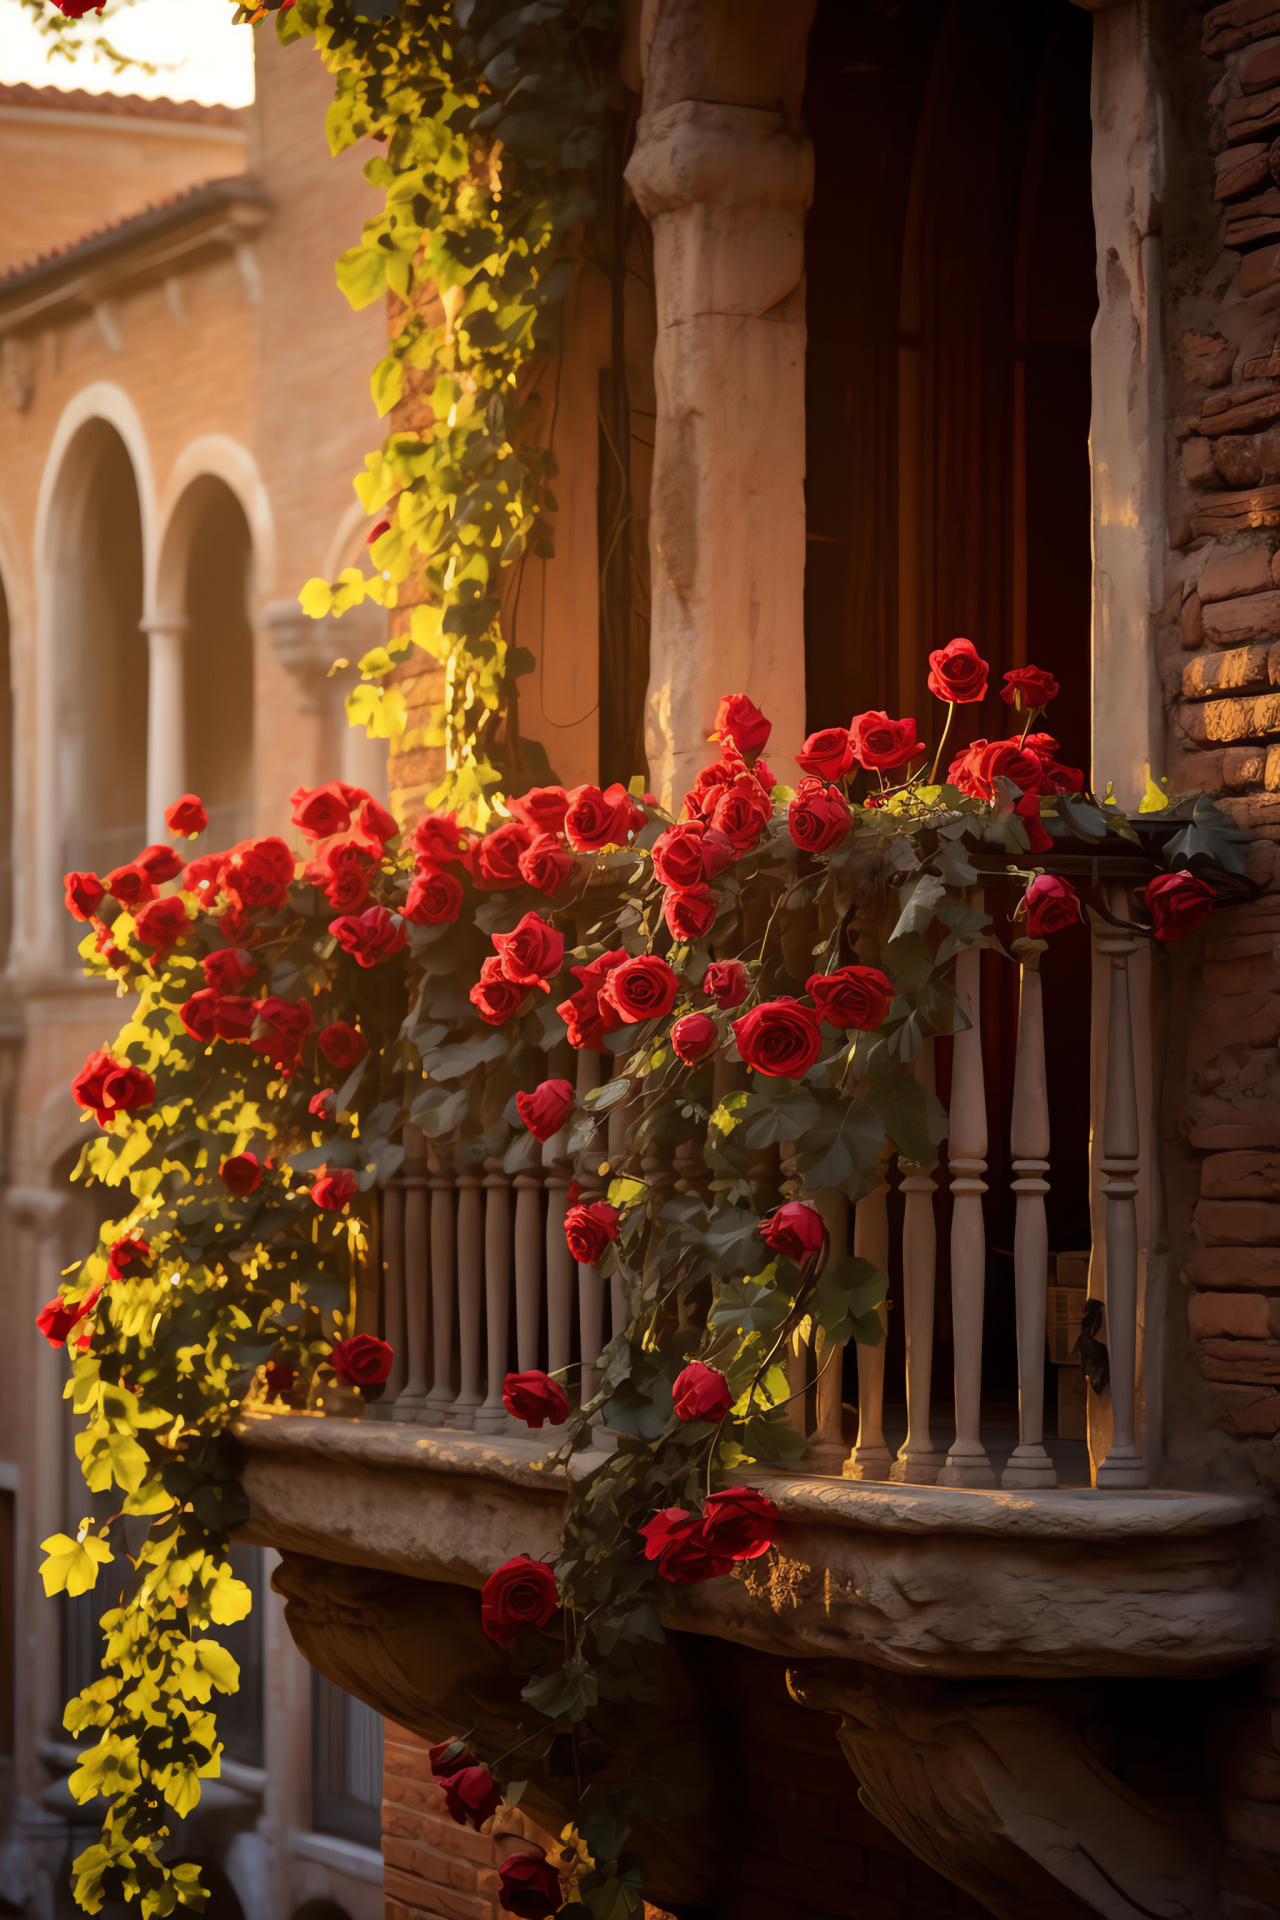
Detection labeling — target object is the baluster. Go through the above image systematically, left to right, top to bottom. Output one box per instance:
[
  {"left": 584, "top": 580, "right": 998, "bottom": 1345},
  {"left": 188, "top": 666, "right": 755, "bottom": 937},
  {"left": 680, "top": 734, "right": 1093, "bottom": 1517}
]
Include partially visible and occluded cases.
[
  {"left": 1094, "top": 900, "right": 1148, "bottom": 1488},
  {"left": 939, "top": 927, "right": 995, "bottom": 1487},
  {"left": 1004, "top": 936, "right": 1056, "bottom": 1488},
  {"left": 893, "top": 1040, "right": 944, "bottom": 1483},
  {"left": 575, "top": 1050, "right": 606, "bottom": 1403},
  {"left": 607, "top": 1095, "right": 631, "bottom": 1339},
  {"left": 393, "top": 1123, "right": 431, "bottom": 1422},
  {"left": 543, "top": 1126, "right": 574, "bottom": 1387},
  {"left": 424, "top": 1142, "right": 456, "bottom": 1425},
  {"left": 777, "top": 1142, "right": 810, "bottom": 1443},
  {"left": 845, "top": 1155, "right": 892, "bottom": 1479},
  {"left": 513, "top": 1157, "right": 544, "bottom": 1384},
  {"left": 475, "top": 1158, "right": 513, "bottom": 1432},
  {"left": 452, "top": 1165, "right": 484, "bottom": 1430},
  {"left": 367, "top": 1181, "right": 406, "bottom": 1420},
  {"left": 810, "top": 1188, "right": 849, "bottom": 1472}
]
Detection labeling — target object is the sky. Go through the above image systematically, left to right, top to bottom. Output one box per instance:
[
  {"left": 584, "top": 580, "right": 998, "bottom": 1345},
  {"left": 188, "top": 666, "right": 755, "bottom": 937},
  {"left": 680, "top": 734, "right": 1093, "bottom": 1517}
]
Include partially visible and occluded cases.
[{"left": 0, "top": 0, "right": 254, "bottom": 107}]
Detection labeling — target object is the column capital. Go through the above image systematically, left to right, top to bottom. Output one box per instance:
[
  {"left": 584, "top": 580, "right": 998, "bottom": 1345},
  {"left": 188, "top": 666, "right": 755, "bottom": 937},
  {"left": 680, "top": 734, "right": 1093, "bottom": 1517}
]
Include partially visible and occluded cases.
[{"left": 139, "top": 612, "right": 189, "bottom": 638}]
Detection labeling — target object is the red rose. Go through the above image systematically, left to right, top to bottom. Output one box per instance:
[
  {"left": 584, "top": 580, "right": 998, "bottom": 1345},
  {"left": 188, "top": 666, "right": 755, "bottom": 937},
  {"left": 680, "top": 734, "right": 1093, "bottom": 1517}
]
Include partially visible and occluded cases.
[
  {"left": 927, "top": 637, "right": 988, "bottom": 705},
  {"left": 1001, "top": 665, "right": 1060, "bottom": 712},
  {"left": 710, "top": 693, "right": 771, "bottom": 758},
  {"left": 848, "top": 712, "right": 927, "bottom": 773},
  {"left": 795, "top": 727, "right": 855, "bottom": 782},
  {"left": 950, "top": 737, "right": 1042, "bottom": 800},
  {"left": 709, "top": 774, "right": 773, "bottom": 851},
  {"left": 788, "top": 779, "right": 851, "bottom": 854},
  {"left": 290, "top": 780, "right": 363, "bottom": 841},
  {"left": 564, "top": 782, "right": 645, "bottom": 853},
  {"left": 507, "top": 786, "right": 570, "bottom": 836},
  {"left": 165, "top": 794, "right": 208, "bottom": 837},
  {"left": 354, "top": 795, "right": 398, "bottom": 845},
  {"left": 412, "top": 813, "right": 472, "bottom": 866},
  {"left": 470, "top": 821, "right": 534, "bottom": 889},
  {"left": 652, "top": 822, "right": 711, "bottom": 890},
  {"left": 305, "top": 832, "right": 377, "bottom": 910},
  {"left": 517, "top": 833, "right": 577, "bottom": 896},
  {"left": 224, "top": 837, "right": 295, "bottom": 912},
  {"left": 136, "top": 843, "right": 185, "bottom": 884},
  {"left": 183, "top": 853, "right": 227, "bottom": 907},
  {"left": 317, "top": 859, "right": 371, "bottom": 914},
  {"left": 105, "top": 863, "right": 157, "bottom": 907},
  {"left": 405, "top": 865, "right": 463, "bottom": 925},
  {"left": 1146, "top": 870, "right": 1216, "bottom": 942},
  {"left": 63, "top": 872, "right": 105, "bottom": 922},
  {"left": 1024, "top": 874, "right": 1081, "bottom": 938},
  {"left": 663, "top": 886, "right": 718, "bottom": 941},
  {"left": 134, "top": 897, "right": 190, "bottom": 955},
  {"left": 221, "top": 903, "right": 253, "bottom": 946},
  {"left": 330, "top": 904, "right": 408, "bottom": 968},
  {"left": 492, "top": 910, "right": 564, "bottom": 988},
  {"left": 203, "top": 948, "right": 257, "bottom": 992},
  {"left": 555, "top": 949, "right": 627, "bottom": 1051},
  {"left": 599, "top": 954, "right": 680, "bottom": 1024},
  {"left": 470, "top": 955, "right": 530, "bottom": 1025},
  {"left": 702, "top": 960, "right": 749, "bottom": 1009},
  {"left": 806, "top": 965, "right": 893, "bottom": 1030},
  {"left": 179, "top": 989, "right": 221, "bottom": 1043},
  {"left": 213, "top": 995, "right": 256, "bottom": 1043},
  {"left": 251, "top": 995, "right": 314, "bottom": 1068},
  {"left": 732, "top": 999, "right": 822, "bottom": 1079},
  {"left": 672, "top": 1012, "right": 718, "bottom": 1064},
  {"left": 318, "top": 1022, "right": 367, "bottom": 1070},
  {"left": 73, "top": 1051, "right": 155, "bottom": 1127},
  {"left": 515, "top": 1079, "right": 575, "bottom": 1141},
  {"left": 309, "top": 1089, "right": 337, "bottom": 1121},
  {"left": 220, "top": 1152, "right": 264, "bottom": 1195},
  {"left": 311, "top": 1168, "right": 359, "bottom": 1211},
  {"left": 564, "top": 1200, "right": 619, "bottom": 1264},
  {"left": 759, "top": 1200, "right": 828, "bottom": 1263},
  {"left": 107, "top": 1236, "right": 150, "bottom": 1281},
  {"left": 37, "top": 1286, "right": 100, "bottom": 1348},
  {"left": 329, "top": 1333, "right": 393, "bottom": 1387},
  {"left": 263, "top": 1359, "right": 295, "bottom": 1399},
  {"left": 673, "top": 1361, "right": 733, "bottom": 1423},
  {"left": 502, "top": 1369, "right": 570, "bottom": 1428},
  {"left": 699, "top": 1485, "right": 780, "bottom": 1560},
  {"left": 639, "top": 1508, "right": 733, "bottom": 1584},
  {"left": 480, "top": 1555, "right": 559, "bottom": 1646},
  {"left": 428, "top": 1739, "right": 474, "bottom": 1779},
  {"left": 443, "top": 1763, "right": 502, "bottom": 1831},
  {"left": 497, "top": 1851, "right": 563, "bottom": 1920}
]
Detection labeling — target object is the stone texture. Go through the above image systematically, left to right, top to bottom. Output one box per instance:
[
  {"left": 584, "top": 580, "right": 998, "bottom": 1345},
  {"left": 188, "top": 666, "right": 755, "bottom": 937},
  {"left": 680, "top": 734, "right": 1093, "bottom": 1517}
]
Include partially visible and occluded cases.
[
  {"left": 1243, "top": 42, "right": 1280, "bottom": 91},
  {"left": 1225, "top": 84, "right": 1280, "bottom": 143},
  {"left": 1215, "top": 140, "right": 1272, "bottom": 196},
  {"left": 1241, "top": 246, "right": 1280, "bottom": 299},
  {"left": 1179, "top": 330, "right": 1238, "bottom": 389},
  {"left": 1201, "top": 389, "right": 1280, "bottom": 437},
  {"left": 1183, "top": 435, "right": 1221, "bottom": 489},
  {"left": 1193, "top": 485, "right": 1280, "bottom": 536},
  {"left": 1201, "top": 545, "right": 1273, "bottom": 602},
  {"left": 1202, "top": 586, "right": 1280, "bottom": 643},
  {"left": 1182, "top": 590, "right": 1206, "bottom": 649},
  {"left": 1181, "top": 642, "right": 1272, "bottom": 698},
  {"left": 1181, "top": 689, "right": 1280, "bottom": 744},
  {"left": 1224, "top": 743, "right": 1268, "bottom": 784},
  {"left": 1186, "top": 1040, "right": 1280, "bottom": 1147},
  {"left": 1201, "top": 1149, "right": 1280, "bottom": 1197},
  {"left": 1194, "top": 1198, "right": 1280, "bottom": 1243},
  {"left": 1187, "top": 1246, "right": 1280, "bottom": 1287},
  {"left": 1188, "top": 1292, "right": 1280, "bottom": 1339},
  {"left": 1206, "top": 1380, "right": 1280, "bottom": 1432}
]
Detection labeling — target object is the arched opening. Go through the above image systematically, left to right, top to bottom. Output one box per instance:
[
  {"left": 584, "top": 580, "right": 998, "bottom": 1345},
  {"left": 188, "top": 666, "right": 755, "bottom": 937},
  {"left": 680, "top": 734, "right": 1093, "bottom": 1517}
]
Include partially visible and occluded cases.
[
  {"left": 51, "top": 422, "right": 147, "bottom": 882},
  {"left": 177, "top": 477, "right": 255, "bottom": 850}
]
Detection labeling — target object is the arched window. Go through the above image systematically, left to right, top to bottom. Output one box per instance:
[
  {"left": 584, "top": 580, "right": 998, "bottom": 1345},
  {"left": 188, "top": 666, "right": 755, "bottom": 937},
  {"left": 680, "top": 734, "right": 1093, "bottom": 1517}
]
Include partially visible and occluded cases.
[{"left": 178, "top": 477, "right": 255, "bottom": 850}]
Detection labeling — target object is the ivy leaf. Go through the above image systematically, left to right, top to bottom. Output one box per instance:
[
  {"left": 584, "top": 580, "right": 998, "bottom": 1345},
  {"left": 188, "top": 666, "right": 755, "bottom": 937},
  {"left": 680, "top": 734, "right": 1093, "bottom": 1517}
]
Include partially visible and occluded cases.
[
  {"left": 335, "top": 244, "right": 388, "bottom": 310},
  {"left": 889, "top": 874, "right": 945, "bottom": 942},
  {"left": 709, "top": 1277, "right": 789, "bottom": 1335},
  {"left": 40, "top": 1531, "right": 112, "bottom": 1598},
  {"left": 521, "top": 1654, "right": 598, "bottom": 1724}
]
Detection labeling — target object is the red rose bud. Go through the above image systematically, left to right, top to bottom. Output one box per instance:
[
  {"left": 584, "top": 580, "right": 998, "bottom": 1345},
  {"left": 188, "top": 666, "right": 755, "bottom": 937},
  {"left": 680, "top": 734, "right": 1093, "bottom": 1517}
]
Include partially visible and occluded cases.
[
  {"left": 366, "top": 518, "right": 391, "bottom": 545},
  {"left": 927, "top": 636, "right": 989, "bottom": 705},
  {"left": 1001, "top": 664, "right": 1060, "bottom": 712},
  {"left": 710, "top": 692, "right": 772, "bottom": 758},
  {"left": 848, "top": 711, "right": 927, "bottom": 772},
  {"left": 795, "top": 726, "right": 855, "bottom": 783},
  {"left": 788, "top": 779, "right": 851, "bottom": 854},
  {"left": 289, "top": 780, "right": 362, "bottom": 841},
  {"left": 563, "top": 781, "right": 645, "bottom": 852},
  {"left": 507, "top": 785, "right": 570, "bottom": 835},
  {"left": 165, "top": 794, "right": 208, "bottom": 838},
  {"left": 354, "top": 795, "right": 398, "bottom": 845},
  {"left": 411, "top": 812, "right": 472, "bottom": 867},
  {"left": 469, "top": 820, "right": 534, "bottom": 889},
  {"left": 517, "top": 833, "right": 577, "bottom": 896},
  {"left": 223, "top": 836, "right": 295, "bottom": 912},
  {"left": 135, "top": 843, "right": 185, "bottom": 884},
  {"left": 183, "top": 851, "right": 227, "bottom": 907},
  {"left": 104, "top": 862, "right": 157, "bottom": 907},
  {"left": 404, "top": 865, "right": 463, "bottom": 925},
  {"left": 1145, "top": 870, "right": 1216, "bottom": 942},
  {"left": 64, "top": 871, "right": 105, "bottom": 922},
  {"left": 1024, "top": 873, "right": 1081, "bottom": 938},
  {"left": 663, "top": 885, "right": 718, "bottom": 942},
  {"left": 134, "top": 896, "right": 191, "bottom": 954},
  {"left": 219, "top": 903, "right": 253, "bottom": 946},
  {"left": 330, "top": 904, "right": 408, "bottom": 968},
  {"left": 492, "top": 910, "right": 564, "bottom": 988},
  {"left": 202, "top": 947, "right": 257, "bottom": 992},
  {"left": 555, "top": 949, "right": 627, "bottom": 1051},
  {"left": 599, "top": 953, "right": 680, "bottom": 1024},
  {"left": 470, "top": 955, "right": 530, "bottom": 1025},
  {"left": 702, "top": 959, "right": 749, "bottom": 1009},
  {"left": 806, "top": 965, "right": 893, "bottom": 1030},
  {"left": 179, "top": 988, "right": 220, "bottom": 1044},
  {"left": 250, "top": 995, "right": 314, "bottom": 1069},
  {"left": 732, "top": 999, "right": 823, "bottom": 1079},
  {"left": 672, "top": 1011, "right": 719, "bottom": 1064},
  {"left": 318, "top": 1022, "right": 368, "bottom": 1070},
  {"left": 72, "top": 1051, "right": 155, "bottom": 1127},
  {"left": 515, "top": 1078, "right": 575, "bottom": 1142},
  {"left": 309, "top": 1088, "right": 337, "bottom": 1121},
  {"left": 220, "top": 1152, "right": 264, "bottom": 1195},
  {"left": 311, "top": 1168, "right": 359, "bottom": 1211},
  {"left": 564, "top": 1200, "right": 619, "bottom": 1264},
  {"left": 759, "top": 1200, "right": 828, "bottom": 1263},
  {"left": 106, "top": 1236, "right": 150, "bottom": 1282},
  {"left": 36, "top": 1287, "right": 100, "bottom": 1348},
  {"left": 329, "top": 1333, "right": 392, "bottom": 1387},
  {"left": 264, "top": 1359, "right": 295, "bottom": 1399},
  {"left": 672, "top": 1361, "right": 733, "bottom": 1423},
  {"left": 502, "top": 1369, "right": 570, "bottom": 1428},
  {"left": 699, "top": 1484, "right": 780, "bottom": 1560},
  {"left": 639, "top": 1507, "right": 733, "bottom": 1584},
  {"left": 479, "top": 1555, "right": 559, "bottom": 1646},
  {"left": 428, "top": 1738, "right": 475, "bottom": 1779},
  {"left": 442, "top": 1763, "right": 502, "bottom": 1831},
  {"left": 496, "top": 1851, "right": 563, "bottom": 1920}
]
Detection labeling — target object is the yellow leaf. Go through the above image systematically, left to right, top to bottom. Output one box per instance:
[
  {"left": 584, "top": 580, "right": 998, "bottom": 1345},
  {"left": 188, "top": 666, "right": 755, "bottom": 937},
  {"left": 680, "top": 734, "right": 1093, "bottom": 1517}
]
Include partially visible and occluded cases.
[
  {"left": 298, "top": 577, "right": 333, "bottom": 620},
  {"left": 40, "top": 1531, "right": 112, "bottom": 1598}
]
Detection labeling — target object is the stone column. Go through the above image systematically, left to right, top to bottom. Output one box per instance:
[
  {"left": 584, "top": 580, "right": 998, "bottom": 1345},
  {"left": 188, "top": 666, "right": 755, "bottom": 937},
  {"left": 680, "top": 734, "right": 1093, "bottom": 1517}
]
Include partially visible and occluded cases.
[
  {"left": 625, "top": 0, "right": 815, "bottom": 810},
  {"left": 141, "top": 614, "right": 188, "bottom": 842}
]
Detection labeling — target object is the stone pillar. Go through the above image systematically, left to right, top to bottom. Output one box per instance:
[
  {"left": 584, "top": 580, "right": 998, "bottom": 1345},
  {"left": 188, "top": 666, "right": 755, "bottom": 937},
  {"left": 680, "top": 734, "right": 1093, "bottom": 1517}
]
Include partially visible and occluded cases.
[
  {"left": 625, "top": 0, "right": 815, "bottom": 811},
  {"left": 141, "top": 614, "right": 188, "bottom": 842}
]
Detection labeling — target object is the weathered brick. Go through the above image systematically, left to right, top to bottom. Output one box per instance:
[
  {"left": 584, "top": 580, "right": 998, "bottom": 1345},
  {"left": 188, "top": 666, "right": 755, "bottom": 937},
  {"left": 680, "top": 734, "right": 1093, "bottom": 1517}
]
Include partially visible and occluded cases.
[
  {"left": 1216, "top": 139, "right": 1273, "bottom": 196},
  {"left": 1193, "top": 486, "right": 1280, "bottom": 537},
  {"left": 1201, "top": 549, "right": 1273, "bottom": 603},
  {"left": 1203, "top": 588, "right": 1280, "bottom": 645},
  {"left": 1183, "top": 644, "right": 1274, "bottom": 700},
  {"left": 1182, "top": 690, "right": 1280, "bottom": 746},
  {"left": 1225, "top": 744, "right": 1269, "bottom": 787},
  {"left": 1202, "top": 955, "right": 1280, "bottom": 995},
  {"left": 1202, "top": 1150, "right": 1280, "bottom": 1197},
  {"left": 1195, "top": 1198, "right": 1280, "bottom": 1243},
  {"left": 1188, "top": 1245, "right": 1280, "bottom": 1287},
  {"left": 1189, "top": 1292, "right": 1280, "bottom": 1339},
  {"left": 1197, "top": 1340, "right": 1280, "bottom": 1384},
  {"left": 1206, "top": 1380, "right": 1280, "bottom": 1432},
  {"left": 1226, "top": 1797, "right": 1280, "bottom": 1856},
  {"left": 383, "top": 1800, "right": 496, "bottom": 1864},
  {"left": 384, "top": 1833, "right": 482, "bottom": 1892},
  {"left": 384, "top": 1868, "right": 492, "bottom": 1920}
]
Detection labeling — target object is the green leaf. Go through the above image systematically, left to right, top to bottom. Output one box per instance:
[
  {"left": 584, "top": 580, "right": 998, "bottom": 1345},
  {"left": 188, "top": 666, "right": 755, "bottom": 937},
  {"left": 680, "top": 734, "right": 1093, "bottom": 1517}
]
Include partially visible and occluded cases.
[
  {"left": 336, "top": 244, "right": 388, "bottom": 310},
  {"left": 521, "top": 1654, "right": 598, "bottom": 1724}
]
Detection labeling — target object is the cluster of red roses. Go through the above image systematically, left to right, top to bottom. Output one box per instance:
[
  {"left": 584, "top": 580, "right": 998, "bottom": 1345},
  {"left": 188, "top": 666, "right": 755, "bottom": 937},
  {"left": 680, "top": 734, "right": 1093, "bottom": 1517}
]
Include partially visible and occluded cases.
[
  {"left": 1021, "top": 865, "right": 1219, "bottom": 944},
  {"left": 427, "top": 1738, "right": 564, "bottom": 1918}
]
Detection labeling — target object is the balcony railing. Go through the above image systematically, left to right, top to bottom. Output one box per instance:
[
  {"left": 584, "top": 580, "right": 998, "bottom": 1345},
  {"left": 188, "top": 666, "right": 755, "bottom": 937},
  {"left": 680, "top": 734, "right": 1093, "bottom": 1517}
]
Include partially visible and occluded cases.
[{"left": 358, "top": 857, "right": 1156, "bottom": 1492}]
